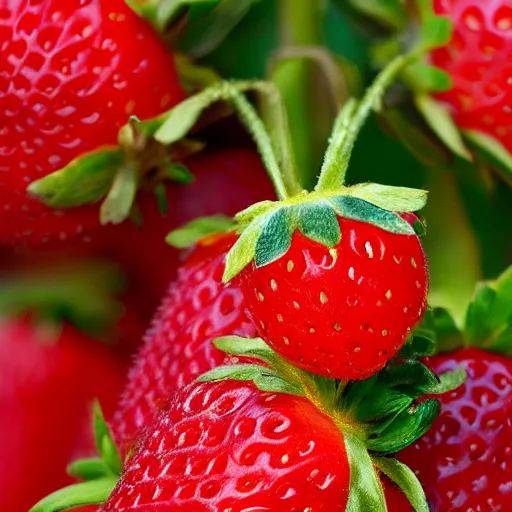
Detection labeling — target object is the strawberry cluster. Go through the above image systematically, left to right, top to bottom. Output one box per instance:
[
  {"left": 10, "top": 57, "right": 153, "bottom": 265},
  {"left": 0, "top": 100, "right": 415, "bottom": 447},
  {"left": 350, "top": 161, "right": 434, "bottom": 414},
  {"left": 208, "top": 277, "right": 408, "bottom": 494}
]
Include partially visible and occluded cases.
[{"left": 1, "top": 1, "right": 511, "bottom": 512}]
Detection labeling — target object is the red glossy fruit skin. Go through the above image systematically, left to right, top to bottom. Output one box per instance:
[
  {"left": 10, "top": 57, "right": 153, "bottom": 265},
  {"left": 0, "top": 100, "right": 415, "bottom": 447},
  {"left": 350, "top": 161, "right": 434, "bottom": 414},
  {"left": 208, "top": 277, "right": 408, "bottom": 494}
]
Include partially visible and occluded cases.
[
  {"left": 0, "top": 0, "right": 184, "bottom": 246},
  {"left": 432, "top": 0, "right": 512, "bottom": 153},
  {"left": 95, "top": 148, "right": 276, "bottom": 321},
  {"left": 238, "top": 216, "right": 428, "bottom": 380},
  {"left": 110, "top": 233, "right": 257, "bottom": 455},
  {"left": 0, "top": 318, "right": 126, "bottom": 512},
  {"left": 398, "top": 347, "right": 512, "bottom": 511},
  {"left": 104, "top": 380, "right": 350, "bottom": 511},
  {"left": 383, "top": 479, "right": 414, "bottom": 512}
]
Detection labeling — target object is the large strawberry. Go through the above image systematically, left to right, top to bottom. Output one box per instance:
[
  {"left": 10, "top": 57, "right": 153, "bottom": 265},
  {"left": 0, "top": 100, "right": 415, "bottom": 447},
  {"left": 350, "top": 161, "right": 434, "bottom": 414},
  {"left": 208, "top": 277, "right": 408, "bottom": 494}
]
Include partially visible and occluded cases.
[
  {"left": 0, "top": 0, "right": 184, "bottom": 246},
  {"left": 110, "top": 232, "right": 257, "bottom": 455},
  {"left": 0, "top": 271, "right": 127, "bottom": 512},
  {"left": 32, "top": 336, "right": 465, "bottom": 511},
  {"left": 398, "top": 348, "right": 512, "bottom": 511}
]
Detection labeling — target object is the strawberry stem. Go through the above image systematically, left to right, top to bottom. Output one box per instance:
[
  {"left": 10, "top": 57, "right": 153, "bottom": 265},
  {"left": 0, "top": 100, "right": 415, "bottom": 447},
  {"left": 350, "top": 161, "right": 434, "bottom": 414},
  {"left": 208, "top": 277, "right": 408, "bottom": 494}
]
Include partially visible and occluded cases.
[{"left": 315, "top": 53, "right": 418, "bottom": 192}]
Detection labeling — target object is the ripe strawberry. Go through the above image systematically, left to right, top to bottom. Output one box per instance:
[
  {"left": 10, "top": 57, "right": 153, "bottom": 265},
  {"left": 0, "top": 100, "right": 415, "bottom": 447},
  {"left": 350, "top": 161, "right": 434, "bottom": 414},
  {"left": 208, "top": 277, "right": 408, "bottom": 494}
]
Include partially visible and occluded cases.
[
  {"left": 0, "top": 0, "right": 184, "bottom": 246},
  {"left": 431, "top": 0, "right": 512, "bottom": 153},
  {"left": 237, "top": 214, "right": 428, "bottom": 380},
  {"left": 110, "top": 232, "right": 257, "bottom": 455},
  {"left": 0, "top": 318, "right": 126, "bottom": 512},
  {"left": 398, "top": 347, "right": 512, "bottom": 511}
]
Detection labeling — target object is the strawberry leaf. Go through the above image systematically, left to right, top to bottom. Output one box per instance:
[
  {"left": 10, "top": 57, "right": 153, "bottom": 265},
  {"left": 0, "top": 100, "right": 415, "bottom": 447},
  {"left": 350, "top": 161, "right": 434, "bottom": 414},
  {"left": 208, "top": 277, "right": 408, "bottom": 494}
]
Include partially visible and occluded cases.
[
  {"left": 419, "top": 15, "right": 452, "bottom": 51},
  {"left": 403, "top": 64, "right": 452, "bottom": 93},
  {"left": 415, "top": 94, "right": 472, "bottom": 161},
  {"left": 464, "top": 130, "right": 512, "bottom": 187},
  {"left": 27, "top": 148, "right": 124, "bottom": 208},
  {"left": 346, "top": 183, "right": 428, "bottom": 212},
  {"left": 329, "top": 196, "right": 415, "bottom": 234},
  {"left": 295, "top": 201, "right": 341, "bottom": 247},
  {"left": 255, "top": 207, "right": 292, "bottom": 267},
  {"left": 166, "top": 215, "right": 234, "bottom": 248},
  {"left": 465, "top": 283, "right": 496, "bottom": 345},
  {"left": 398, "top": 334, "right": 435, "bottom": 358},
  {"left": 213, "top": 336, "right": 279, "bottom": 365},
  {"left": 381, "top": 361, "right": 439, "bottom": 396},
  {"left": 197, "top": 364, "right": 305, "bottom": 396},
  {"left": 428, "top": 367, "right": 466, "bottom": 394},
  {"left": 354, "top": 388, "right": 413, "bottom": 422},
  {"left": 367, "top": 399, "right": 440, "bottom": 454},
  {"left": 93, "top": 401, "right": 122, "bottom": 476},
  {"left": 345, "top": 435, "right": 387, "bottom": 512},
  {"left": 372, "top": 457, "right": 429, "bottom": 512},
  {"left": 66, "top": 458, "right": 110, "bottom": 481},
  {"left": 29, "top": 477, "right": 117, "bottom": 512}
]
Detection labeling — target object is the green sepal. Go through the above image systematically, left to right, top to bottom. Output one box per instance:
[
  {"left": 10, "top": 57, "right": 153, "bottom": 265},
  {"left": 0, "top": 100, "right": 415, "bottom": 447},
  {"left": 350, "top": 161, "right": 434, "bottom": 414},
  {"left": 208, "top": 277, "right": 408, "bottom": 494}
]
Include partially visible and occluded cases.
[
  {"left": 346, "top": 0, "right": 407, "bottom": 30},
  {"left": 419, "top": 14, "right": 453, "bottom": 51},
  {"left": 403, "top": 64, "right": 453, "bottom": 93},
  {"left": 415, "top": 94, "right": 472, "bottom": 161},
  {"left": 464, "top": 130, "right": 512, "bottom": 187},
  {"left": 27, "top": 148, "right": 124, "bottom": 208},
  {"left": 99, "top": 162, "right": 139, "bottom": 225},
  {"left": 165, "top": 162, "right": 195, "bottom": 183},
  {"left": 154, "top": 183, "right": 169, "bottom": 216},
  {"left": 346, "top": 183, "right": 428, "bottom": 213},
  {"left": 329, "top": 196, "right": 415, "bottom": 234},
  {"left": 235, "top": 200, "right": 277, "bottom": 225},
  {"left": 295, "top": 200, "right": 341, "bottom": 247},
  {"left": 255, "top": 207, "right": 293, "bottom": 267},
  {"left": 166, "top": 215, "right": 234, "bottom": 248},
  {"left": 465, "top": 283, "right": 496, "bottom": 346},
  {"left": 425, "top": 307, "right": 465, "bottom": 353},
  {"left": 398, "top": 334, "right": 435, "bottom": 359},
  {"left": 213, "top": 336, "right": 280, "bottom": 366},
  {"left": 381, "top": 360, "right": 439, "bottom": 398},
  {"left": 197, "top": 363, "right": 305, "bottom": 396},
  {"left": 428, "top": 367, "right": 466, "bottom": 395},
  {"left": 353, "top": 387, "right": 413, "bottom": 423},
  {"left": 367, "top": 399, "right": 440, "bottom": 454},
  {"left": 93, "top": 401, "right": 123, "bottom": 476},
  {"left": 345, "top": 435, "right": 387, "bottom": 512},
  {"left": 372, "top": 457, "right": 429, "bottom": 512},
  {"left": 66, "top": 458, "right": 110, "bottom": 481},
  {"left": 29, "top": 477, "right": 117, "bottom": 512}
]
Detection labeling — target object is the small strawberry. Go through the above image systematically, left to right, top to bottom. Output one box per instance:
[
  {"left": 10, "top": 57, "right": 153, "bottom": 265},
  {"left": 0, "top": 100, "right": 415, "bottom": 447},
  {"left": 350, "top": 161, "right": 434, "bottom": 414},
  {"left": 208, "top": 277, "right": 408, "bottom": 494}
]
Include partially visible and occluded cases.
[
  {"left": 0, "top": 0, "right": 184, "bottom": 246},
  {"left": 430, "top": 0, "right": 512, "bottom": 154},
  {"left": 110, "top": 232, "right": 257, "bottom": 455},
  {"left": 0, "top": 288, "right": 127, "bottom": 512},
  {"left": 34, "top": 336, "right": 464, "bottom": 511},
  {"left": 398, "top": 347, "right": 512, "bottom": 511}
]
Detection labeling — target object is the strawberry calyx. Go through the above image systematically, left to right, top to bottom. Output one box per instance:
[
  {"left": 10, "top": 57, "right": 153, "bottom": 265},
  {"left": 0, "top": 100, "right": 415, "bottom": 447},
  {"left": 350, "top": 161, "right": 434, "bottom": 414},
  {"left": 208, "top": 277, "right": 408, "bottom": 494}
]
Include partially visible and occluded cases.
[
  {"left": 198, "top": 334, "right": 465, "bottom": 512},
  {"left": 29, "top": 402, "right": 122, "bottom": 512}
]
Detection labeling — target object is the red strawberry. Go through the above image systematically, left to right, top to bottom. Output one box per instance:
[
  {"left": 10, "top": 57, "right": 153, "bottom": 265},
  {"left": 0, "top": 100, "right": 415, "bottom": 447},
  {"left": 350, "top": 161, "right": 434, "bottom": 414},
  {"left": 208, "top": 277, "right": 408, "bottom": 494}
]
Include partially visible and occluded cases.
[
  {"left": 0, "top": 0, "right": 184, "bottom": 246},
  {"left": 431, "top": 0, "right": 512, "bottom": 152},
  {"left": 237, "top": 214, "right": 428, "bottom": 380},
  {"left": 110, "top": 232, "right": 257, "bottom": 454},
  {"left": 0, "top": 318, "right": 126, "bottom": 512},
  {"left": 398, "top": 347, "right": 512, "bottom": 511}
]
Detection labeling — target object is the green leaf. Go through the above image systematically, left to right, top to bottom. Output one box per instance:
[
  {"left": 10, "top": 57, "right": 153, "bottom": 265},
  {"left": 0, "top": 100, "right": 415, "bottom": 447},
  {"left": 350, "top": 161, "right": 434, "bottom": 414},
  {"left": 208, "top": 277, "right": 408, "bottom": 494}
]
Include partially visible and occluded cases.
[
  {"left": 419, "top": 15, "right": 453, "bottom": 51},
  {"left": 404, "top": 64, "right": 452, "bottom": 93},
  {"left": 415, "top": 94, "right": 472, "bottom": 161},
  {"left": 464, "top": 130, "right": 512, "bottom": 187},
  {"left": 27, "top": 148, "right": 124, "bottom": 208},
  {"left": 99, "top": 162, "right": 139, "bottom": 225},
  {"left": 165, "top": 162, "right": 195, "bottom": 183},
  {"left": 346, "top": 183, "right": 428, "bottom": 212},
  {"left": 329, "top": 196, "right": 415, "bottom": 234},
  {"left": 235, "top": 200, "right": 277, "bottom": 224},
  {"left": 295, "top": 201, "right": 341, "bottom": 247},
  {"left": 255, "top": 207, "right": 292, "bottom": 267},
  {"left": 223, "top": 214, "right": 266, "bottom": 282},
  {"left": 166, "top": 215, "right": 234, "bottom": 248},
  {"left": 488, "top": 266, "right": 512, "bottom": 332},
  {"left": 465, "top": 284, "right": 496, "bottom": 345},
  {"left": 398, "top": 335, "right": 435, "bottom": 359},
  {"left": 213, "top": 336, "right": 279, "bottom": 365},
  {"left": 382, "top": 361, "right": 439, "bottom": 397},
  {"left": 197, "top": 364, "right": 304, "bottom": 396},
  {"left": 428, "top": 367, "right": 466, "bottom": 394},
  {"left": 354, "top": 388, "right": 412, "bottom": 422},
  {"left": 367, "top": 399, "right": 440, "bottom": 454},
  {"left": 93, "top": 401, "right": 122, "bottom": 476},
  {"left": 345, "top": 435, "right": 387, "bottom": 512},
  {"left": 372, "top": 457, "right": 429, "bottom": 512},
  {"left": 66, "top": 458, "right": 110, "bottom": 481},
  {"left": 29, "top": 477, "right": 117, "bottom": 512}
]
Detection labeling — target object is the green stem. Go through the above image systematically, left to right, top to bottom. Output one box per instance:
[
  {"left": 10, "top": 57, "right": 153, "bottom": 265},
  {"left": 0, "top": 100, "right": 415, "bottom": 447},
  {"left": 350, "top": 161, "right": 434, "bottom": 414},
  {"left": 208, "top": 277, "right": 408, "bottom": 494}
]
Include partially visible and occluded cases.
[
  {"left": 272, "top": 0, "right": 323, "bottom": 189},
  {"left": 316, "top": 53, "right": 416, "bottom": 192},
  {"left": 424, "top": 167, "right": 482, "bottom": 327}
]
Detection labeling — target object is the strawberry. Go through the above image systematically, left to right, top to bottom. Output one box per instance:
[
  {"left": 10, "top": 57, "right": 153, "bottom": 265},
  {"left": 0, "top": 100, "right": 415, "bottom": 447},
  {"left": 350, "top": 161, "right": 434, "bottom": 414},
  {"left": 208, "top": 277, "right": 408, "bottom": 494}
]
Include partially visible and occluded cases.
[
  {"left": 0, "top": 0, "right": 184, "bottom": 246},
  {"left": 430, "top": 0, "right": 512, "bottom": 154},
  {"left": 237, "top": 213, "right": 427, "bottom": 380},
  {"left": 110, "top": 232, "right": 257, "bottom": 455},
  {"left": 0, "top": 318, "right": 126, "bottom": 512},
  {"left": 37, "top": 335, "right": 463, "bottom": 511},
  {"left": 398, "top": 347, "right": 512, "bottom": 511}
]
